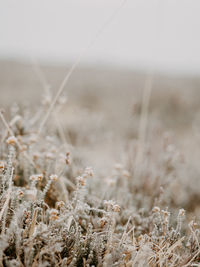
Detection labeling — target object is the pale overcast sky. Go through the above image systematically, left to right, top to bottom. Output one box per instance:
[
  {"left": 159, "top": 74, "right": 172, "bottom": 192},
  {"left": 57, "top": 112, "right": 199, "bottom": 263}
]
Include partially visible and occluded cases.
[{"left": 0, "top": 0, "right": 200, "bottom": 73}]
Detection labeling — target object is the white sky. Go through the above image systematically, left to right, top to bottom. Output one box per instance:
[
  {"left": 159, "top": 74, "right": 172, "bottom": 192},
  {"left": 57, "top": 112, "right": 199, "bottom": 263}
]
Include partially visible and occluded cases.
[{"left": 0, "top": 0, "right": 200, "bottom": 73}]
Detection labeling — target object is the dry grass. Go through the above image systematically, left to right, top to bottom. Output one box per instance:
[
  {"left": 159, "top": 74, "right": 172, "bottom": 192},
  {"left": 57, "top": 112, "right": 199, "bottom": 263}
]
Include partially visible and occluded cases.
[{"left": 0, "top": 61, "right": 200, "bottom": 266}]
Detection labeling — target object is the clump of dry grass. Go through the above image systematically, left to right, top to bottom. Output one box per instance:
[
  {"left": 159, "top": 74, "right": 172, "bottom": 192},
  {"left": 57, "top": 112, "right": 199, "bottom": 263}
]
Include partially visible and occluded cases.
[{"left": 0, "top": 79, "right": 200, "bottom": 267}]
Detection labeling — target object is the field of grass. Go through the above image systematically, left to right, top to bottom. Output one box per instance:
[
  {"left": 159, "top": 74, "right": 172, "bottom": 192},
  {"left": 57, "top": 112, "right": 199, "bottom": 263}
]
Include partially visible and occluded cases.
[{"left": 0, "top": 61, "right": 200, "bottom": 266}]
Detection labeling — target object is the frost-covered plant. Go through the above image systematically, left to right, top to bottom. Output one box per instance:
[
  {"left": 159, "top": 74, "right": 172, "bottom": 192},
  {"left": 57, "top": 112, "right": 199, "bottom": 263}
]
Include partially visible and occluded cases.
[{"left": 0, "top": 79, "right": 200, "bottom": 267}]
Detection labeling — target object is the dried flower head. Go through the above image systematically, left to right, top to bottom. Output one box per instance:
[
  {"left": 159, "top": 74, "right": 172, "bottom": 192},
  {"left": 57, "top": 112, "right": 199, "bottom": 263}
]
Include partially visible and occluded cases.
[
  {"left": 6, "top": 136, "right": 17, "bottom": 146},
  {"left": 33, "top": 152, "right": 40, "bottom": 161},
  {"left": 65, "top": 152, "right": 70, "bottom": 165},
  {"left": 0, "top": 161, "right": 5, "bottom": 170},
  {"left": 84, "top": 167, "right": 94, "bottom": 177},
  {"left": 30, "top": 174, "right": 43, "bottom": 182},
  {"left": 36, "top": 174, "right": 43, "bottom": 181},
  {"left": 50, "top": 174, "right": 58, "bottom": 181},
  {"left": 30, "top": 175, "right": 36, "bottom": 181},
  {"left": 76, "top": 176, "right": 86, "bottom": 186},
  {"left": 18, "top": 190, "right": 24, "bottom": 199},
  {"left": 104, "top": 200, "right": 120, "bottom": 212},
  {"left": 104, "top": 200, "right": 114, "bottom": 209},
  {"left": 56, "top": 201, "right": 65, "bottom": 209},
  {"left": 113, "top": 204, "right": 121, "bottom": 213},
  {"left": 152, "top": 206, "right": 160, "bottom": 213},
  {"left": 49, "top": 209, "right": 59, "bottom": 221},
  {"left": 50, "top": 209, "right": 59, "bottom": 216},
  {"left": 178, "top": 209, "right": 185, "bottom": 217},
  {"left": 161, "top": 210, "right": 170, "bottom": 218},
  {"left": 161, "top": 210, "right": 170, "bottom": 227},
  {"left": 100, "top": 217, "right": 108, "bottom": 228},
  {"left": 189, "top": 220, "right": 198, "bottom": 230}
]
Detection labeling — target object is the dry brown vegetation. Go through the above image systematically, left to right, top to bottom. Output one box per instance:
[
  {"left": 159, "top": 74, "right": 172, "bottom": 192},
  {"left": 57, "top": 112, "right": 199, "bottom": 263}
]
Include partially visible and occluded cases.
[{"left": 0, "top": 61, "right": 200, "bottom": 266}]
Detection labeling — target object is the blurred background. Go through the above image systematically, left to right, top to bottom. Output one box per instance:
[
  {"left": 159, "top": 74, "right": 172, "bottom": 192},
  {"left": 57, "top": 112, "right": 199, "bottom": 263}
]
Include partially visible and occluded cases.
[{"left": 0, "top": 0, "right": 200, "bottom": 73}]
